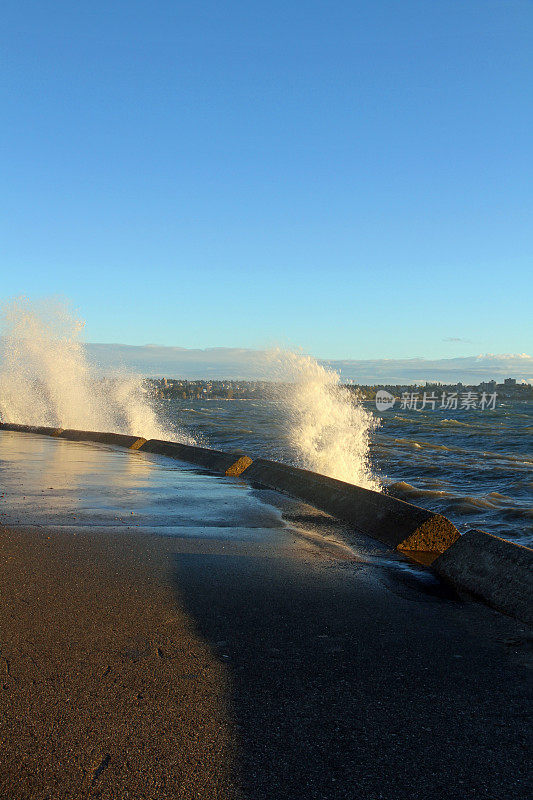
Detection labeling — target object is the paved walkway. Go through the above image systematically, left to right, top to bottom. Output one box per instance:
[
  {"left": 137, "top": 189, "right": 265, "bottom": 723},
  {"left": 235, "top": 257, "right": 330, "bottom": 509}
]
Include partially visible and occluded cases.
[{"left": 0, "top": 430, "right": 531, "bottom": 799}]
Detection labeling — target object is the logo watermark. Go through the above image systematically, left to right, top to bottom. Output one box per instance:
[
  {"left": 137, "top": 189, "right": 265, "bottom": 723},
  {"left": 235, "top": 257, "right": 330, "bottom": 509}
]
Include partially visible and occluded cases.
[
  {"left": 375, "top": 390, "right": 498, "bottom": 411},
  {"left": 375, "top": 390, "right": 396, "bottom": 411}
]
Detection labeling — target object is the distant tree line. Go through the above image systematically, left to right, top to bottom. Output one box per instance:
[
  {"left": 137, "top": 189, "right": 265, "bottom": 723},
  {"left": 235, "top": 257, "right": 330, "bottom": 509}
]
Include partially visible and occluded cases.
[{"left": 145, "top": 378, "right": 532, "bottom": 402}]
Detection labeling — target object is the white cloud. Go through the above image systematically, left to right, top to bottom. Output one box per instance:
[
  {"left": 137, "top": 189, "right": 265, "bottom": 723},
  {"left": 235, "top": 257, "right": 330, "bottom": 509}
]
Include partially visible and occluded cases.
[{"left": 84, "top": 343, "right": 533, "bottom": 384}]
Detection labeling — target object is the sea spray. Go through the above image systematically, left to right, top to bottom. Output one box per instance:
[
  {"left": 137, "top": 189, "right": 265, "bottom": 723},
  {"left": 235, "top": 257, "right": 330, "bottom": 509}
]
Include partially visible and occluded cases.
[
  {"left": 0, "top": 297, "right": 190, "bottom": 442},
  {"left": 0, "top": 298, "right": 379, "bottom": 488},
  {"left": 265, "top": 349, "right": 380, "bottom": 489}
]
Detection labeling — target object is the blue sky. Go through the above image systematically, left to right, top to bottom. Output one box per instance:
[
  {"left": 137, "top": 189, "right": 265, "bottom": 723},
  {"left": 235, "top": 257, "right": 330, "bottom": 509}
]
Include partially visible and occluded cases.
[{"left": 1, "top": 1, "right": 531, "bottom": 360}]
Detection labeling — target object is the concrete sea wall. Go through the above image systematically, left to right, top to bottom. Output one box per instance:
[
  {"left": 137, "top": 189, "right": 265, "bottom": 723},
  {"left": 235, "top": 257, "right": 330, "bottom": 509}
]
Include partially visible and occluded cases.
[
  {"left": 0, "top": 421, "right": 530, "bottom": 625},
  {"left": 433, "top": 529, "right": 533, "bottom": 626}
]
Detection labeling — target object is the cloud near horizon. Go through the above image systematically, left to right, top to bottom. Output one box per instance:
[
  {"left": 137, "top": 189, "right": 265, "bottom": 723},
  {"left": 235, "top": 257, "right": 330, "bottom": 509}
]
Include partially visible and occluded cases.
[{"left": 84, "top": 343, "right": 533, "bottom": 385}]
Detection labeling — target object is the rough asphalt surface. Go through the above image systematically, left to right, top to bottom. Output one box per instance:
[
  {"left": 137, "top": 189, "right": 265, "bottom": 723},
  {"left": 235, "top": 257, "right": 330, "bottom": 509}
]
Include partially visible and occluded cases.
[{"left": 0, "top": 431, "right": 531, "bottom": 799}]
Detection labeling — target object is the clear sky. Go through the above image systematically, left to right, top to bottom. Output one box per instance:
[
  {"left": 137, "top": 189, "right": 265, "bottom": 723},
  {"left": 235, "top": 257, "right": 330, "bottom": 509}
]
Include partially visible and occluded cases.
[{"left": 1, "top": 0, "right": 531, "bottom": 360}]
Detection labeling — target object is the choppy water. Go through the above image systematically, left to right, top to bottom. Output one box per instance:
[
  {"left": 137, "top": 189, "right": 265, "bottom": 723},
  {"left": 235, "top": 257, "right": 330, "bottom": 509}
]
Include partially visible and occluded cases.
[{"left": 158, "top": 397, "right": 532, "bottom": 547}]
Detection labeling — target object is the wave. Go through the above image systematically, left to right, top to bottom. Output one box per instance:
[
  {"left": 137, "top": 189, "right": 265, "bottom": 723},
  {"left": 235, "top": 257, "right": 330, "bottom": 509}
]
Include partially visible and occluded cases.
[
  {"left": 0, "top": 297, "right": 191, "bottom": 443},
  {"left": 0, "top": 298, "right": 380, "bottom": 491},
  {"left": 264, "top": 349, "right": 380, "bottom": 489},
  {"left": 378, "top": 434, "right": 533, "bottom": 465},
  {"left": 387, "top": 481, "right": 455, "bottom": 500},
  {"left": 388, "top": 481, "right": 532, "bottom": 526}
]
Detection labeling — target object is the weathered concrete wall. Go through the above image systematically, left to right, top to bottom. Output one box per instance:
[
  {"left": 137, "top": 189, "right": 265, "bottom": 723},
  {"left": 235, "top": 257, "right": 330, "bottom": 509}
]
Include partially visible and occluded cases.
[
  {"left": 3, "top": 422, "right": 530, "bottom": 625},
  {"left": 0, "top": 423, "right": 64, "bottom": 436},
  {"left": 57, "top": 429, "right": 147, "bottom": 450},
  {"left": 139, "top": 439, "right": 252, "bottom": 477},
  {"left": 243, "top": 458, "right": 459, "bottom": 553},
  {"left": 433, "top": 529, "right": 533, "bottom": 626}
]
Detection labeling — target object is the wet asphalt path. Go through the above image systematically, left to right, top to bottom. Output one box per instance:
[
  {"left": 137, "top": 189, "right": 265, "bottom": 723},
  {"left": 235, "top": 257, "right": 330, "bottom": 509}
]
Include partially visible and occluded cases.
[{"left": 0, "top": 430, "right": 531, "bottom": 799}]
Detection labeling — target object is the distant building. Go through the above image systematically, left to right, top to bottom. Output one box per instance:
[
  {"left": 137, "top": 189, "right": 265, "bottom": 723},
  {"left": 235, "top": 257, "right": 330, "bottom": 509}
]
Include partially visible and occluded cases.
[{"left": 504, "top": 378, "right": 517, "bottom": 386}]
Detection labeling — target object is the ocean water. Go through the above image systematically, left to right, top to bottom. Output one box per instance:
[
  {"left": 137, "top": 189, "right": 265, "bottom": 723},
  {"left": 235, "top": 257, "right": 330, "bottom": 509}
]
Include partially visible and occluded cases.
[{"left": 157, "top": 396, "right": 533, "bottom": 547}]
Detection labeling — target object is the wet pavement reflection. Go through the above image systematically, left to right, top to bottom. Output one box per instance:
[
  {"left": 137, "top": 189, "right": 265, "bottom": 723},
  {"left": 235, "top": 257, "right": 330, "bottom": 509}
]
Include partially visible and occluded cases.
[
  {"left": 0, "top": 429, "right": 459, "bottom": 602},
  {"left": 0, "top": 431, "right": 287, "bottom": 539}
]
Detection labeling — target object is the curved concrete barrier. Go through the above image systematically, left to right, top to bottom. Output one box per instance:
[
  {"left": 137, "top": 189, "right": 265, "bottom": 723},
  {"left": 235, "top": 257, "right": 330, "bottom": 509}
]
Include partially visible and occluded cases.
[
  {"left": 0, "top": 422, "right": 64, "bottom": 436},
  {"left": 2, "top": 423, "right": 531, "bottom": 623},
  {"left": 57, "top": 429, "right": 147, "bottom": 450},
  {"left": 139, "top": 439, "right": 253, "bottom": 477},
  {"left": 243, "top": 459, "right": 459, "bottom": 553},
  {"left": 433, "top": 530, "right": 533, "bottom": 626}
]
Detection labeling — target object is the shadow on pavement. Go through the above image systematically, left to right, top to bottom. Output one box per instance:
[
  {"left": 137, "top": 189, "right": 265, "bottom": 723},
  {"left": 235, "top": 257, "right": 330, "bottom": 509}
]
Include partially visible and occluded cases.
[{"left": 173, "top": 544, "right": 532, "bottom": 800}]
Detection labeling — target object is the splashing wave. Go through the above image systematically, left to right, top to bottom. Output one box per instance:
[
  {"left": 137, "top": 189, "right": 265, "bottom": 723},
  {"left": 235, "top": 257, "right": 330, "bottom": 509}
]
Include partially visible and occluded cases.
[
  {"left": 0, "top": 297, "right": 190, "bottom": 442},
  {"left": 264, "top": 349, "right": 380, "bottom": 489}
]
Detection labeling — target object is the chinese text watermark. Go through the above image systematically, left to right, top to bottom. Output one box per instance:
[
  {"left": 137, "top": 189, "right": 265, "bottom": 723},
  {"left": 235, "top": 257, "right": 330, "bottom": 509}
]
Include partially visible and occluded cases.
[{"left": 375, "top": 390, "right": 498, "bottom": 412}]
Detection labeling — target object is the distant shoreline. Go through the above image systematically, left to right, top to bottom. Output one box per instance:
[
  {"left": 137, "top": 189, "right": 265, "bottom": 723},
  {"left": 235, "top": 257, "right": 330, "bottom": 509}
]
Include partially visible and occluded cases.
[{"left": 144, "top": 378, "right": 532, "bottom": 402}]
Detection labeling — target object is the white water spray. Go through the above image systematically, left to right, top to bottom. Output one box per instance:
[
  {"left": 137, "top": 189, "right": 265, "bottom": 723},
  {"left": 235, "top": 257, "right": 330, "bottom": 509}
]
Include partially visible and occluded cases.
[
  {"left": 0, "top": 297, "right": 187, "bottom": 442},
  {"left": 0, "top": 298, "right": 379, "bottom": 488},
  {"left": 266, "top": 349, "right": 380, "bottom": 489}
]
